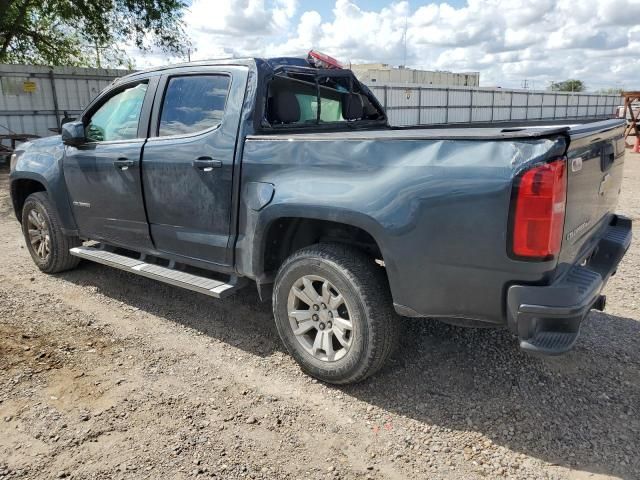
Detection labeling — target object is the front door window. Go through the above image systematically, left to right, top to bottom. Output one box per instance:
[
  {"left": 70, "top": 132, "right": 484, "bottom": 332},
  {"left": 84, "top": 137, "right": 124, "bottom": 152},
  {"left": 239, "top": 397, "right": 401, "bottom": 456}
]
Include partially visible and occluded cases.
[{"left": 85, "top": 82, "right": 148, "bottom": 142}]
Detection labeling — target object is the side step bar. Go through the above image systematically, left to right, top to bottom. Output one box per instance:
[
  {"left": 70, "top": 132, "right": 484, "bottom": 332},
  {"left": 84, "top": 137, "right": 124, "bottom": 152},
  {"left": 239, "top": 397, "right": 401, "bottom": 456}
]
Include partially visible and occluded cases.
[{"left": 69, "top": 245, "right": 244, "bottom": 299}]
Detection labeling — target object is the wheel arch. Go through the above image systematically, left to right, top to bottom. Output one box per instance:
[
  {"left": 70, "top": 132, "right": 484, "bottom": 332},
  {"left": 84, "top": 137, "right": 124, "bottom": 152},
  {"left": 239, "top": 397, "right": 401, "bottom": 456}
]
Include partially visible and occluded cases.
[
  {"left": 10, "top": 171, "right": 78, "bottom": 235},
  {"left": 10, "top": 175, "right": 48, "bottom": 223},
  {"left": 250, "top": 204, "right": 392, "bottom": 284}
]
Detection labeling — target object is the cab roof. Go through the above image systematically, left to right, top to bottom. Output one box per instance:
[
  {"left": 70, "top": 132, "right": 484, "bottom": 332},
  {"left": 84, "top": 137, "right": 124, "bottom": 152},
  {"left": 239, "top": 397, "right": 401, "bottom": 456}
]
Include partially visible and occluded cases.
[{"left": 114, "top": 57, "right": 316, "bottom": 84}]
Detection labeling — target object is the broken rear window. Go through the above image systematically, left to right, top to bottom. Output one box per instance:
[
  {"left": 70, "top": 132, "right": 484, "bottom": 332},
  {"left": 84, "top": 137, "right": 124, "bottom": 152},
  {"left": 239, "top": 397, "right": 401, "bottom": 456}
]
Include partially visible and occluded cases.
[{"left": 266, "top": 73, "right": 384, "bottom": 127}]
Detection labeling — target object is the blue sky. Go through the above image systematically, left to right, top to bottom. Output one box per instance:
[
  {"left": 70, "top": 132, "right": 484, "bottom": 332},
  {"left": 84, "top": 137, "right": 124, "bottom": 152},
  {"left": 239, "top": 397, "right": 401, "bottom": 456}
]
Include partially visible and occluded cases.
[
  {"left": 134, "top": 0, "right": 640, "bottom": 91},
  {"left": 297, "top": 0, "right": 466, "bottom": 16},
  {"left": 299, "top": 0, "right": 467, "bottom": 12}
]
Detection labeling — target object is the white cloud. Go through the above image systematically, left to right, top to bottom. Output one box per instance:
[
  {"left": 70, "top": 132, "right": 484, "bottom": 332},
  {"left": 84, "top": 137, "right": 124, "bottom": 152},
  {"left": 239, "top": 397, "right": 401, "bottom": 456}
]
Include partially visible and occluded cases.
[{"left": 130, "top": 0, "right": 640, "bottom": 90}]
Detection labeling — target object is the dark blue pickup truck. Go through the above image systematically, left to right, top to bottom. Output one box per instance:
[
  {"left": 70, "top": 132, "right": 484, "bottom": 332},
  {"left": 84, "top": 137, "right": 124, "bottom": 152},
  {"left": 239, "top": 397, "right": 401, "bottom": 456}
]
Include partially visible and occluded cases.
[{"left": 9, "top": 57, "right": 632, "bottom": 383}]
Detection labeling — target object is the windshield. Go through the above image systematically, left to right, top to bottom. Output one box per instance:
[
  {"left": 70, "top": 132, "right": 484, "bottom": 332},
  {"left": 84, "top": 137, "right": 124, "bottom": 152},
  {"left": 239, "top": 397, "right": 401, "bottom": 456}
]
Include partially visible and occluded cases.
[{"left": 266, "top": 72, "right": 385, "bottom": 127}]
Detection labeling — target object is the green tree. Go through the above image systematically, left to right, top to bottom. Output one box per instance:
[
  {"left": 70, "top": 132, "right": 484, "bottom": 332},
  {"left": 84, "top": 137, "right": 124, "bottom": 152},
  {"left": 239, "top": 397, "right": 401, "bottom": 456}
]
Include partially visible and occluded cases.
[
  {"left": 0, "top": 0, "right": 189, "bottom": 68},
  {"left": 551, "top": 79, "right": 586, "bottom": 92},
  {"left": 596, "top": 87, "right": 624, "bottom": 95}
]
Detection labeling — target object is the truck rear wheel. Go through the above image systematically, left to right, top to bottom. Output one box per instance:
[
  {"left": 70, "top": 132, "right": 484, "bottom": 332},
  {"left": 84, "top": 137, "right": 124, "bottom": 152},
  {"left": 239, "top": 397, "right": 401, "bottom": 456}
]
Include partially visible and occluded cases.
[
  {"left": 21, "top": 192, "right": 81, "bottom": 273},
  {"left": 273, "top": 243, "right": 399, "bottom": 384}
]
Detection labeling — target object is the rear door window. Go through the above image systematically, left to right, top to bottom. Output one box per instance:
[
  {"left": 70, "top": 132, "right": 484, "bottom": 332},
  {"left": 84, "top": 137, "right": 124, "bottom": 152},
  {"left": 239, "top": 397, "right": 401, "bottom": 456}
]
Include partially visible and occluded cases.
[{"left": 158, "top": 75, "right": 230, "bottom": 136}]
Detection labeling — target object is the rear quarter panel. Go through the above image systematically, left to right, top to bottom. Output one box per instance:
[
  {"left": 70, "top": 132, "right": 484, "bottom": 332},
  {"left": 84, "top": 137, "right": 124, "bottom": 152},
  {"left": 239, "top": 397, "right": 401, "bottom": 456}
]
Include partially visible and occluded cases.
[{"left": 238, "top": 134, "right": 567, "bottom": 323}]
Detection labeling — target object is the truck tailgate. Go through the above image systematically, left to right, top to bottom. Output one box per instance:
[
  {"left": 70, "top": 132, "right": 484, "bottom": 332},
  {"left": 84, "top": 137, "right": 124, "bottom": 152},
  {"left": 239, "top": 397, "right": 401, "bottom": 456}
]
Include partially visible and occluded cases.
[{"left": 559, "top": 120, "right": 626, "bottom": 268}]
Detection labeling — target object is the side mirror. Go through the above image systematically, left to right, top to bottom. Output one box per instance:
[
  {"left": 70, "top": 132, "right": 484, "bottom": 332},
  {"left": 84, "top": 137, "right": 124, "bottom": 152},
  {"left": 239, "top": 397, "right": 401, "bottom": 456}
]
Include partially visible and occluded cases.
[{"left": 61, "top": 121, "right": 85, "bottom": 147}]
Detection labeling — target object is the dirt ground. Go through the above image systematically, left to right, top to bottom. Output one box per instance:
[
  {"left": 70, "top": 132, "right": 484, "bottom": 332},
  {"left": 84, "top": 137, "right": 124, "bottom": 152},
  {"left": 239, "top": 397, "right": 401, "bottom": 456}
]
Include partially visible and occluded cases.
[{"left": 0, "top": 153, "right": 639, "bottom": 480}]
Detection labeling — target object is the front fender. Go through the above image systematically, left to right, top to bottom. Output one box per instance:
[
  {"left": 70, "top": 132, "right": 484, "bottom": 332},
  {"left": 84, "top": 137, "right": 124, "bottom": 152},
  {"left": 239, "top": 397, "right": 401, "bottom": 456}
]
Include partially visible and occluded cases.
[{"left": 10, "top": 136, "right": 77, "bottom": 234}]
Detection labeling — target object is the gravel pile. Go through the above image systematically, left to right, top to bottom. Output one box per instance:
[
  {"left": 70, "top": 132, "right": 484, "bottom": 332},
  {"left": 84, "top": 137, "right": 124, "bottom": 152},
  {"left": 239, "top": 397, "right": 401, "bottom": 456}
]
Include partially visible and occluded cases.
[{"left": 0, "top": 154, "right": 638, "bottom": 479}]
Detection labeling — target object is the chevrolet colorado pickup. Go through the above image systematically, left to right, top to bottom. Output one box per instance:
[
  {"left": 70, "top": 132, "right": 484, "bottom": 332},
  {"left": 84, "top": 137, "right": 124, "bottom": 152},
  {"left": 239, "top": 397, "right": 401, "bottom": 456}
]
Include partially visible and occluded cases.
[{"left": 9, "top": 57, "right": 632, "bottom": 384}]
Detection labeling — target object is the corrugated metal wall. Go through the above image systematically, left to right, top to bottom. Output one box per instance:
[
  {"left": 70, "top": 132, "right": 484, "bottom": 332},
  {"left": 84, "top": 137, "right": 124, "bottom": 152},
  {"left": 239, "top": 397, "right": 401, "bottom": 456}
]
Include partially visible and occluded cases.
[
  {"left": 0, "top": 64, "right": 130, "bottom": 138},
  {"left": 0, "top": 64, "right": 624, "bottom": 136},
  {"left": 367, "top": 83, "right": 622, "bottom": 126}
]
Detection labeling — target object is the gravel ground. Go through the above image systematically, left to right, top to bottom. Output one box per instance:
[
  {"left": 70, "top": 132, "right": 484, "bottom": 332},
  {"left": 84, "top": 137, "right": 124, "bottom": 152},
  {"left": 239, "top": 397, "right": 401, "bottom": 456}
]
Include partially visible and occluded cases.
[{"left": 0, "top": 153, "right": 639, "bottom": 480}]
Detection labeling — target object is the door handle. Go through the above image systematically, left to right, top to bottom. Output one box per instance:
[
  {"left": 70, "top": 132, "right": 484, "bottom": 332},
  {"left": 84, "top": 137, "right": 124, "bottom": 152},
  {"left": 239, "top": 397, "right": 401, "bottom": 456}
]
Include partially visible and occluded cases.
[
  {"left": 193, "top": 157, "right": 222, "bottom": 172},
  {"left": 114, "top": 158, "right": 135, "bottom": 170}
]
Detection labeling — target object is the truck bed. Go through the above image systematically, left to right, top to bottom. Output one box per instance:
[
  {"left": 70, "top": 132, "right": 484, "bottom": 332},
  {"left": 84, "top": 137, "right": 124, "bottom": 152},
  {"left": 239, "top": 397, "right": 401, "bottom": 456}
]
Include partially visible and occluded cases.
[{"left": 241, "top": 118, "right": 626, "bottom": 324}]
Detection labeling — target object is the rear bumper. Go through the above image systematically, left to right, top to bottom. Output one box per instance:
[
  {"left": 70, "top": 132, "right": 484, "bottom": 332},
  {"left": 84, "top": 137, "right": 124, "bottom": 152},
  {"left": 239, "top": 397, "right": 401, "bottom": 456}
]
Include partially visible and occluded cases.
[{"left": 506, "top": 214, "right": 632, "bottom": 355}]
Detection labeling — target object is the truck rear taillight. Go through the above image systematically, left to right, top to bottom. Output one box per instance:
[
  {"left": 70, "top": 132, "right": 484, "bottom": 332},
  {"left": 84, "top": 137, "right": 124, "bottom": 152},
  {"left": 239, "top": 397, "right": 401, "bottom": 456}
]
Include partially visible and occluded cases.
[{"left": 511, "top": 158, "right": 567, "bottom": 260}]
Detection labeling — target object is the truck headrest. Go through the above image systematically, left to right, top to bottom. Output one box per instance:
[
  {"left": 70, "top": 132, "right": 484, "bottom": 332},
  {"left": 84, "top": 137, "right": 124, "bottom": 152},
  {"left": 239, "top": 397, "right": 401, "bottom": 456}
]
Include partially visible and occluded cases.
[
  {"left": 270, "top": 91, "right": 301, "bottom": 124},
  {"left": 341, "top": 94, "right": 364, "bottom": 120}
]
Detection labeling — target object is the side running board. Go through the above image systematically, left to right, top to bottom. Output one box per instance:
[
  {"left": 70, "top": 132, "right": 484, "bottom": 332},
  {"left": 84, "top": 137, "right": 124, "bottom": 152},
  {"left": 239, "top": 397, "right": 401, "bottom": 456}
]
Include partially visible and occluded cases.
[{"left": 69, "top": 245, "right": 244, "bottom": 299}]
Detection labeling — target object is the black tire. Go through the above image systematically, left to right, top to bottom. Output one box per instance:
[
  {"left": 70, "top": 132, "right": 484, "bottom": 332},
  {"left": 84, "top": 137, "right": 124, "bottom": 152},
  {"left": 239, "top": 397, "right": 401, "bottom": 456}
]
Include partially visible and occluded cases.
[
  {"left": 21, "top": 192, "right": 81, "bottom": 273},
  {"left": 273, "top": 243, "right": 399, "bottom": 384}
]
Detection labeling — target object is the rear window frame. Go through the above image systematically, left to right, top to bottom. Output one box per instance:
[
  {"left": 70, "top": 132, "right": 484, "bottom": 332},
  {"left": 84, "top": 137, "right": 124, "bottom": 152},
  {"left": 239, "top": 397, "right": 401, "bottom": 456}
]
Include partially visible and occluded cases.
[{"left": 261, "top": 69, "right": 387, "bottom": 132}]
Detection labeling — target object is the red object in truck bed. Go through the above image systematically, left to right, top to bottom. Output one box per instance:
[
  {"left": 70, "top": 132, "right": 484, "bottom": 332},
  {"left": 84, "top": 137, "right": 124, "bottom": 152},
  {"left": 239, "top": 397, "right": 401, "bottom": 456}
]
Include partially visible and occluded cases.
[{"left": 307, "top": 50, "right": 343, "bottom": 69}]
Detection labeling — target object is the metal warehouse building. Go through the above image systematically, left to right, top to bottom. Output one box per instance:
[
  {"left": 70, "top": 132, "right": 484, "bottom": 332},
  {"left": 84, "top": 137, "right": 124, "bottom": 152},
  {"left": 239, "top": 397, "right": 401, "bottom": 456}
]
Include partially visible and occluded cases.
[{"left": 350, "top": 63, "right": 480, "bottom": 87}]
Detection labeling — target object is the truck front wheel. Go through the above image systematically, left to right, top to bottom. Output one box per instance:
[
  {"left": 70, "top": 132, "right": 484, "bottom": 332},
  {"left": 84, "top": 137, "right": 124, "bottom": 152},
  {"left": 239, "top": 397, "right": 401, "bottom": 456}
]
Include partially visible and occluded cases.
[
  {"left": 21, "top": 192, "right": 81, "bottom": 273},
  {"left": 272, "top": 243, "right": 399, "bottom": 384}
]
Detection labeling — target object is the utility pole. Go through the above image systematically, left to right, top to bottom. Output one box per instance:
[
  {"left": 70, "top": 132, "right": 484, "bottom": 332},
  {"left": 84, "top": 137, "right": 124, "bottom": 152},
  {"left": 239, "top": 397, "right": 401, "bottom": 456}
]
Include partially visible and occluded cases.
[
  {"left": 402, "top": 16, "right": 408, "bottom": 68},
  {"left": 93, "top": 43, "right": 109, "bottom": 68},
  {"left": 522, "top": 79, "right": 529, "bottom": 89}
]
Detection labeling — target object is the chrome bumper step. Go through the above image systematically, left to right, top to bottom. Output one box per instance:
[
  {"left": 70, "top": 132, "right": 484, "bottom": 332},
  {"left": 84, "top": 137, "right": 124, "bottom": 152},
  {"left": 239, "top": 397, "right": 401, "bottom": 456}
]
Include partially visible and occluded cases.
[{"left": 69, "top": 245, "right": 242, "bottom": 299}]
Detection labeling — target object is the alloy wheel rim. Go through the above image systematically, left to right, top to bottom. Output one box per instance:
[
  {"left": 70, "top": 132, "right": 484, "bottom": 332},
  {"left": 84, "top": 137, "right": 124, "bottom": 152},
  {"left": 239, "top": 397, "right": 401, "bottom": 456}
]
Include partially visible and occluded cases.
[
  {"left": 27, "top": 209, "right": 51, "bottom": 261},
  {"left": 286, "top": 274, "right": 353, "bottom": 362}
]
